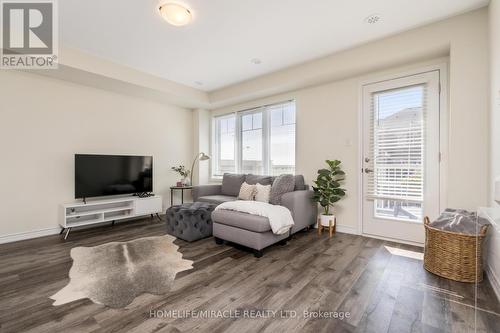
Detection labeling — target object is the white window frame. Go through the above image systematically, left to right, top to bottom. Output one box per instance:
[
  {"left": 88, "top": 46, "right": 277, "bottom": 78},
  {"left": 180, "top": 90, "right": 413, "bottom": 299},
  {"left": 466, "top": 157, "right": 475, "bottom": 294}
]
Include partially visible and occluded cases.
[
  {"left": 211, "top": 100, "right": 296, "bottom": 179},
  {"left": 238, "top": 107, "right": 268, "bottom": 174},
  {"left": 211, "top": 113, "right": 237, "bottom": 177}
]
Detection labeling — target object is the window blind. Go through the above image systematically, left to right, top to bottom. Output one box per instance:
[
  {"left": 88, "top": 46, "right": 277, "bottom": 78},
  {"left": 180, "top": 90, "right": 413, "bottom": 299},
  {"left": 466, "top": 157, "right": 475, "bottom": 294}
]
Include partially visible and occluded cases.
[{"left": 365, "top": 84, "right": 426, "bottom": 203}]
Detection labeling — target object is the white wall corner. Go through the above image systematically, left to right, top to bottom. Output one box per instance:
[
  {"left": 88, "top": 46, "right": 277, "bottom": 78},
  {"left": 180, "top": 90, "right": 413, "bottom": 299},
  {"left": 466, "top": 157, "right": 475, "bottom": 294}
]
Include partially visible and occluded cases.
[
  {"left": 490, "top": 0, "right": 500, "bottom": 207},
  {"left": 192, "top": 109, "right": 211, "bottom": 185}
]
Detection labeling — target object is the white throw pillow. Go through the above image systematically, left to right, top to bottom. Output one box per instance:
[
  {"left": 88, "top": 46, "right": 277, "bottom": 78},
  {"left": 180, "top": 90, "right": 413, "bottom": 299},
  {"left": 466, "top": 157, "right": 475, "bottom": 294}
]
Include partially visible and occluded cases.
[
  {"left": 238, "top": 182, "right": 256, "bottom": 201},
  {"left": 255, "top": 183, "right": 271, "bottom": 203}
]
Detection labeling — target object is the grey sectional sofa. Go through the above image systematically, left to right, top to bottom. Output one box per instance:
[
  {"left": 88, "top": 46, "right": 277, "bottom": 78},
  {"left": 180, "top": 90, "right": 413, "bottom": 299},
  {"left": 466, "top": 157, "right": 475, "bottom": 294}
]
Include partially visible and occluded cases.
[{"left": 192, "top": 173, "right": 317, "bottom": 257}]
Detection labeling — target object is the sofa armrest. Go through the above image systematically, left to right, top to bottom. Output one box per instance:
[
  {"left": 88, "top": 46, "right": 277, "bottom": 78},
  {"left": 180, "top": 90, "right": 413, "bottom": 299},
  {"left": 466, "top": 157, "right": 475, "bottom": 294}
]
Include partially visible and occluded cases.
[
  {"left": 192, "top": 184, "right": 222, "bottom": 202},
  {"left": 281, "top": 190, "right": 317, "bottom": 233}
]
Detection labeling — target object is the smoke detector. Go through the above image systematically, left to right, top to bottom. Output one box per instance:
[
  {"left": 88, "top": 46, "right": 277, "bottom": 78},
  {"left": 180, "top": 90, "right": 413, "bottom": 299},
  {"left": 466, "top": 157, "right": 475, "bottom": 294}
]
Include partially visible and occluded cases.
[
  {"left": 364, "top": 14, "right": 381, "bottom": 24},
  {"left": 251, "top": 58, "right": 262, "bottom": 65}
]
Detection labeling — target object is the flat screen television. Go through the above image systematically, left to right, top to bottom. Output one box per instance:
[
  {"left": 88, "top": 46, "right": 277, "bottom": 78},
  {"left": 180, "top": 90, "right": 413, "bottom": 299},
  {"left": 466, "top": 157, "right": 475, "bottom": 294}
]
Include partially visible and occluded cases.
[{"left": 75, "top": 154, "right": 153, "bottom": 199}]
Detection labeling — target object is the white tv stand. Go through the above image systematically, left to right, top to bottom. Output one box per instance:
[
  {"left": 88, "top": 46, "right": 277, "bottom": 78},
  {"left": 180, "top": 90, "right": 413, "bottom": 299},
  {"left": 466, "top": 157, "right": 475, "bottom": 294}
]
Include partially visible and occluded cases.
[{"left": 59, "top": 195, "right": 163, "bottom": 239}]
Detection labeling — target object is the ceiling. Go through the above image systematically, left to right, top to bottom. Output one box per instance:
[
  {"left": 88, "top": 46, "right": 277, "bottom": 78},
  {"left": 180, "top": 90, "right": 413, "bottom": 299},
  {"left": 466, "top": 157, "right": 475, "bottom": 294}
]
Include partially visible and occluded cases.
[{"left": 60, "top": 0, "right": 488, "bottom": 91}]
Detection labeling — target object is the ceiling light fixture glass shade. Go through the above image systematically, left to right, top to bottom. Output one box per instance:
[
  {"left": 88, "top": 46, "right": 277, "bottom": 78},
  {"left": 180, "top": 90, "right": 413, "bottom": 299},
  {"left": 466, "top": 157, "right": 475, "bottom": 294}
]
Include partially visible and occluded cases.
[{"left": 159, "top": 3, "right": 192, "bottom": 26}]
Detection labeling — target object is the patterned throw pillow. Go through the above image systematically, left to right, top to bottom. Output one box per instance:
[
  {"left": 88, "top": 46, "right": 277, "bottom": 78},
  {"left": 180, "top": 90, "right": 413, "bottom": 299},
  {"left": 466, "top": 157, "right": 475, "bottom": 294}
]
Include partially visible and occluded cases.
[
  {"left": 269, "top": 174, "right": 295, "bottom": 205},
  {"left": 238, "top": 182, "right": 256, "bottom": 201},
  {"left": 254, "top": 183, "right": 271, "bottom": 203}
]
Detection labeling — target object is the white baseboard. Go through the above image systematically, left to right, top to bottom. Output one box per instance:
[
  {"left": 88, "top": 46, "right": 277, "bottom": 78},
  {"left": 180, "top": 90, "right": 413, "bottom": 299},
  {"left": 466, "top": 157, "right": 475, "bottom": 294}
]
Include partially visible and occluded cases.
[
  {"left": 0, "top": 214, "right": 167, "bottom": 245},
  {"left": 312, "top": 223, "right": 359, "bottom": 235},
  {"left": 336, "top": 224, "right": 360, "bottom": 235},
  {"left": 0, "top": 227, "right": 61, "bottom": 244},
  {"left": 361, "top": 232, "right": 424, "bottom": 248},
  {"left": 486, "top": 265, "right": 500, "bottom": 302}
]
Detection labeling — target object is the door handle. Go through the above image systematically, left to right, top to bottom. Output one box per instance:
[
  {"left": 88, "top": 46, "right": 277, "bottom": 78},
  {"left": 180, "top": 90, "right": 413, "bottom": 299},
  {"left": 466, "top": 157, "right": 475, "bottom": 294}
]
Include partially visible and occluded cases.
[{"left": 364, "top": 168, "right": 374, "bottom": 174}]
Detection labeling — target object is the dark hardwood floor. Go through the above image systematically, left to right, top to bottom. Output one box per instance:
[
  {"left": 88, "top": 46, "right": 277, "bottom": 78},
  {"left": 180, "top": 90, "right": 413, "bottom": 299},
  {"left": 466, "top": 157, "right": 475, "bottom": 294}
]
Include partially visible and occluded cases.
[{"left": 0, "top": 217, "right": 499, "bottom": 333}]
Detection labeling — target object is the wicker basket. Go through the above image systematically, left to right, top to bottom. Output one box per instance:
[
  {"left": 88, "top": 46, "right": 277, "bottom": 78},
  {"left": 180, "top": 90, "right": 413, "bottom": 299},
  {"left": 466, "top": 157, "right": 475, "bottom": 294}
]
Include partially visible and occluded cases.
[{"left": 423, "top": 216, "right": 489, "bottom": 283}]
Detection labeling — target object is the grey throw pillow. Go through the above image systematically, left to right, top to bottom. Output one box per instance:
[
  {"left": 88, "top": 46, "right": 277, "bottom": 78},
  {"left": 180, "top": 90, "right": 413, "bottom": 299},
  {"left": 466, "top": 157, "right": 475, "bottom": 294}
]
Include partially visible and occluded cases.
[
  {"left": 221, "top": 173, "right": 246, "bottom": 196},
  {"left": 245, "top": 174, "right": 273, "bottom": 186},
  {"left": 270, "top": 174, "right": 296, "bottom": 205},
  {"left": 294, "top": 175, "right": 306, "bottom": 190}
]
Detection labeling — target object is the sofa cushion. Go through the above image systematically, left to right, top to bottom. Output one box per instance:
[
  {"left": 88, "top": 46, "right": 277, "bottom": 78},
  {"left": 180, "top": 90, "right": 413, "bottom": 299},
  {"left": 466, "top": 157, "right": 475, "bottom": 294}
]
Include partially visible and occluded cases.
[
  {"left": 221, "top": 173, "right": 246, "bottom": 196},
  {"left": 245, "top": 174, "right": 273, "bottom": 186},
  {"left": 270, "top": 174, "right": 296, "bottom": 205},
  {"left": 197, "top": 195, "right": 237, "bottom": 205},
  {"left": 211, "top": 209, "right": 271, "bottom": 233}
]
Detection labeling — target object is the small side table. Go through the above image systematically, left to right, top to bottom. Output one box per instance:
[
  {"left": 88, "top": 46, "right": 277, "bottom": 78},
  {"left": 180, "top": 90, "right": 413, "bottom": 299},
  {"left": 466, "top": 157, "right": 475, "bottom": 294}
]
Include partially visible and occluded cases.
[
  {"left": 170, "top": 186, "right": 193, "bottom": 206},
  {"left": 318, "top": 217, "right": 336, "bottom": 238}
]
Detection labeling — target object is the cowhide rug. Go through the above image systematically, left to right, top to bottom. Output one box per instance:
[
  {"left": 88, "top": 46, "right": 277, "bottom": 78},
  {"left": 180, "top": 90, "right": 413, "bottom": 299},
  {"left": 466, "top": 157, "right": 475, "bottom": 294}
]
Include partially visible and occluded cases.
[{"left": 50, "top": 235, "right": 193, "bottom": 308}]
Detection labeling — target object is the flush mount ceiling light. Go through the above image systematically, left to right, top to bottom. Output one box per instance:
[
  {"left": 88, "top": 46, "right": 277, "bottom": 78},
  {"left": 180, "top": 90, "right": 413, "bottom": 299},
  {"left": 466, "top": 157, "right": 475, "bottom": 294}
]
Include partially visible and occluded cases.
[
  {"left": 158, "top": 3, "right": 192, "bottom": 26},
  {"left": 364, "top": 14, "right": 381, "bottom": 24}
]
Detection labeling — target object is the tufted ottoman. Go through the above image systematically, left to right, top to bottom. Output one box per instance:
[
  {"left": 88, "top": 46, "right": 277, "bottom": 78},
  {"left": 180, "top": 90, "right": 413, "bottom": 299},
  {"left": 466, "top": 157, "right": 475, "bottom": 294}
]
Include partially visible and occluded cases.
[{"left": 165, "top": 202, "right": 217, "bottom": 242}]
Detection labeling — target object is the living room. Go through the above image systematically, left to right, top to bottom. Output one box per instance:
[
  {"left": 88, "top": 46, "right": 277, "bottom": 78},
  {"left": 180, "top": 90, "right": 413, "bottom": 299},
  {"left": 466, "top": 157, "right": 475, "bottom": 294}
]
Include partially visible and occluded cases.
[{"left": 1, "top": 0, "right": 499, "bottom": 332}]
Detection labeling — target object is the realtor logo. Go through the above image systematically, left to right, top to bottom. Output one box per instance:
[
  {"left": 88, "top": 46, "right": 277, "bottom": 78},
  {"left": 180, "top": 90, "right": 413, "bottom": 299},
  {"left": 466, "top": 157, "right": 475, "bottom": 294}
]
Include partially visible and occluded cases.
[{"left": 1, "top": 0, "right": 58, "bottom": 69}]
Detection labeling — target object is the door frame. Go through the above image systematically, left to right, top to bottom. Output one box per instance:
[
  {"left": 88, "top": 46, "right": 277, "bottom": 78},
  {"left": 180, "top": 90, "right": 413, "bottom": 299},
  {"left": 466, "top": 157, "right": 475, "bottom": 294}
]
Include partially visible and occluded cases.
[{"left": 357, "top": 62, "right": 449, "bottom": 246}]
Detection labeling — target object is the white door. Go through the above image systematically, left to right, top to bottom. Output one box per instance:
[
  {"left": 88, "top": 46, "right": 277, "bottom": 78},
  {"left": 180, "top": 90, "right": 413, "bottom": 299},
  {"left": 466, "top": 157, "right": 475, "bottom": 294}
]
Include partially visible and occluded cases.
[{"left": 362, "top": 71, "right": 441, "bottom": 244}]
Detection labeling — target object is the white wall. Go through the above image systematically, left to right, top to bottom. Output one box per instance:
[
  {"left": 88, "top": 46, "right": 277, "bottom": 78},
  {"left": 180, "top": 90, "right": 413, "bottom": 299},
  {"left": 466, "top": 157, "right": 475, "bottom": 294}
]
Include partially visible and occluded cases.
[
  {"left": 490, "top": 0, "right": 500, "bottom": 207},
  {"left": 487, "top": 1, "right": 500, "bottom": 298},
  {"left": 210, "top": 9, "right": 490, "bottom": 233},
  {"left": 50, "top": 47, "right": 210, "bottom": 109},
  {"left": 0, "top": 71, "right": 193, "bottom": 238},
  {"left": 192, "top": 109, "right": 211, "bottom": 185}
]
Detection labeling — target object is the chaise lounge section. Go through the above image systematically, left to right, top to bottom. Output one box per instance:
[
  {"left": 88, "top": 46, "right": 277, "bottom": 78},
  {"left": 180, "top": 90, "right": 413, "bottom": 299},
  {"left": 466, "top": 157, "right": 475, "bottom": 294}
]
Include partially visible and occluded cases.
[{"left": 193, "top": 173, "right": 317, "bottom": 257}]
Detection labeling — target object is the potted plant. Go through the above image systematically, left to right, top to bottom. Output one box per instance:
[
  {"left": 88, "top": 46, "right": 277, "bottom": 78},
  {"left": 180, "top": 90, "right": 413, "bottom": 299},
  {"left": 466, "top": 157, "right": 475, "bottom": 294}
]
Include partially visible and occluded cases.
[
  {"left": 312, "top": 160, "right": 346, "bottom": 227},
  {"left": 171, "top": 165, "right": 190, "bottom": 186}
]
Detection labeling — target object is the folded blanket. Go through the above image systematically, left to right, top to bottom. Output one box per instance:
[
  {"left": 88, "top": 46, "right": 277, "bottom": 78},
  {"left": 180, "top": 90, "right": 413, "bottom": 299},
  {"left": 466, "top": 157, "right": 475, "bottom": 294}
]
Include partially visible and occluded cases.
[{"left": 214, "top": 200, "right": 294, "bottom": 235}]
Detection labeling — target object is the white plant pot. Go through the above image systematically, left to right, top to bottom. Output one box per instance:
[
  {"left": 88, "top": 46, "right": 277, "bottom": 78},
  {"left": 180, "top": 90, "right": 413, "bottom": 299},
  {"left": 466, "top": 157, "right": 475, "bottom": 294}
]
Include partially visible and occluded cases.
[{"left": 320, "top": 214, "right": 336, "bottom": 227}]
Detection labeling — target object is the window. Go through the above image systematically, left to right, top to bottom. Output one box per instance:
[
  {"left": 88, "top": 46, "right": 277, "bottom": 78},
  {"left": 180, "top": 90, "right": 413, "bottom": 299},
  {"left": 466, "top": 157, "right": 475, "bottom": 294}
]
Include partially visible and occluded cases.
[
  {"left": 368, "top": 85, "right": 425, "bottom": 222},
  {"left": 212, "top": 101, "right": 296, "bottom": 177},
  {"left": 269, "top": 102, "right": 296, "bottom": 175},
  {"left": 241, "top": 111, "right": 264, "bottom": 174},
  {"left": 213, "top": 114, "right": 236, "bottom": 175}
]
